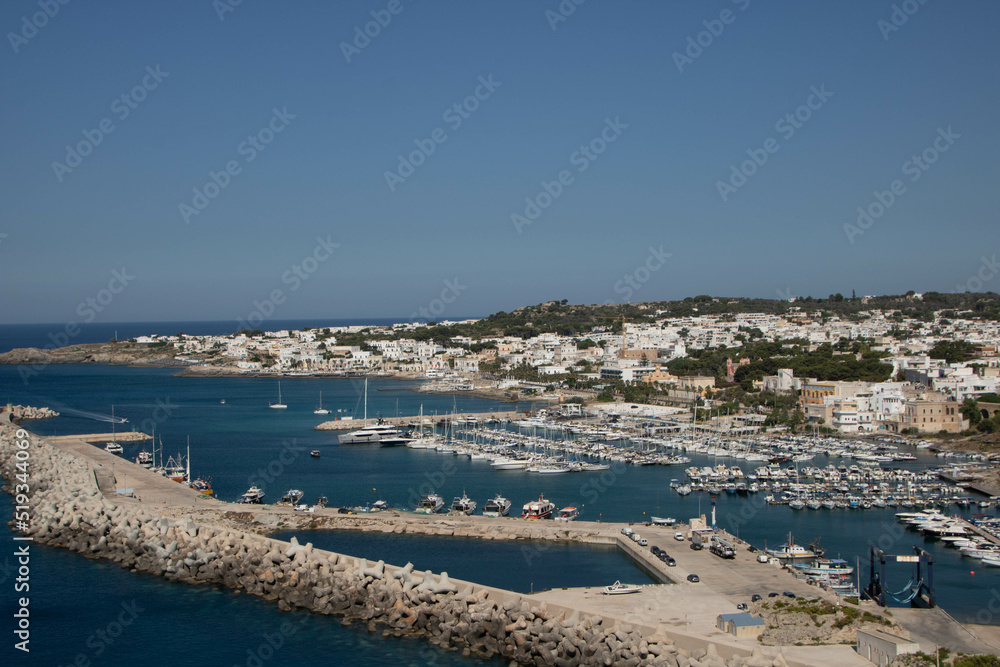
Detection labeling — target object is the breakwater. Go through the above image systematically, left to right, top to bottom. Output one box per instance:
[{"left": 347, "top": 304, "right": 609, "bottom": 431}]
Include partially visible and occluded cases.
[{"left": 0, "top": 416, "right": 829, "bottom": 666}]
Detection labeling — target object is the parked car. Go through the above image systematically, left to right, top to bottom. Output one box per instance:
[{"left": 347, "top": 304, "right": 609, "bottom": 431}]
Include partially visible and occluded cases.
[
  {"left": 674, "top": 532, "right": 685, "bottom": 541},
  {"left": 638, "top": 538, "right": 648, "bottom": 547},
  {"left": 690, "top": 543, "right": 703, "bottom": 551},
  {"left": 651, "top": 545, "right": 661, "bottom": 556},
  {"left": 757, "top": 554, "right": 769, "bottom": 564},
  {"left": 665, "top": 558, "right": 676, "bottom": 567},
  {"left": 687, "top": 574, "right": 700, "bottom": 583},
  {"left": 782, "top": 591, "right": 797, "bottom": 599},
  {"left": 768, "top": 592, "right": 779, "bottom": 598},
  {"left": 751, "top": 594, "right": 762, "bottom": 602},
  {"left": 736, "top": 603, "right": 748, "bottom": 610}
]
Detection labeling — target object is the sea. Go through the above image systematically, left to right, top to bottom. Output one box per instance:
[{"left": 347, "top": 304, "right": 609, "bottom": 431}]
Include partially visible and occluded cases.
[{"left": 1, "top": 324, "right": 998, "bottom": 663}]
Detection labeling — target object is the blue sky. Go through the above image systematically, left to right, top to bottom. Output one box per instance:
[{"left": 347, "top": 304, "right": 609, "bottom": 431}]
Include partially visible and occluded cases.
[{"left": 1, "top": 1, "right": 997, "bottom": 324}]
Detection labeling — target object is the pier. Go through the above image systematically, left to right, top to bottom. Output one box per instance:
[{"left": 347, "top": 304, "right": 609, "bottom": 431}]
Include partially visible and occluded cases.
[
  {"left": 315, "top": 410, "right": 523, "bottom": 430},
  {"left": 5, "top": 416, "right": 999, "bottom": 664}
]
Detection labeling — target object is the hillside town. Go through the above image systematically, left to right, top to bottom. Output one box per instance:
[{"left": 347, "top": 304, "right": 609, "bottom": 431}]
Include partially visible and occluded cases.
[{"left": 125, "top": 295, "right": 1000, "bottom": 438}]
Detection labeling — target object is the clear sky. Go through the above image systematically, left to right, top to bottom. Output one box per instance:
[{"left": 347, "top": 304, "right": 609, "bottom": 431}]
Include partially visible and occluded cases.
[{"left": 1, "top": 1, "right": 997, "bottom": 324}]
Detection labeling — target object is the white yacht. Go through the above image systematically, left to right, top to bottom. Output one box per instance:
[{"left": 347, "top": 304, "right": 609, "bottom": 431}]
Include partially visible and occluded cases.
[
  {"left": 338, "top": 423, "right": 412, "bottom": 445},
  {"left": 104, "top": 441, "right": 123, "bottom": 454},
  {"left": 491, "top": 458, "right": 529, "bottom": 470},
  {"left": 238, "top": 486, "right": 265, "bottom": 504},
  {"left": 482, "top": 495, "right": 511, "bottom": 517},
  {"left": 603, "top": 581, "right": 642, "bottom": 595}
]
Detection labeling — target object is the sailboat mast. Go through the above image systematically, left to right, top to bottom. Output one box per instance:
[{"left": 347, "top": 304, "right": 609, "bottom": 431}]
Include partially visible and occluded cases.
[
  {"left": 363, "top": 378, "right": 368, "bottom": 426},
  {"left": 186, "top": 436, "right": 191, "bottom": 482}
]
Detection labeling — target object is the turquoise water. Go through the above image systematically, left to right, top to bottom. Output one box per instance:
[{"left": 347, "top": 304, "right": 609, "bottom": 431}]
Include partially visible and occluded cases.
[{"left": 2, "top": 362, "right": 999, "bottom": 655}]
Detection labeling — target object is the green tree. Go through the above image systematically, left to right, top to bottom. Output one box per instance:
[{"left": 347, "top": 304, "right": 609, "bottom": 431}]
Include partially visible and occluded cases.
[{"left": 961, "top": 398, "right": 982, "bottom": 427}]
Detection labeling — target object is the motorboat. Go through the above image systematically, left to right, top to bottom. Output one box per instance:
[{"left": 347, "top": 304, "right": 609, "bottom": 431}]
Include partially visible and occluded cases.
[
  {"left": 104, "top": 441, "right": 123, "bottom": 454},
  {"left": 135, "top": 450, "right": 153, "bottom": 467},
  {"left": 310, "top": 450, "right": 321, "bottom": 458},
  {"left": 491, "top": 458, "right": 529, "bottom": 470},
  {"left": 190, "top": 478, "right": 213, "bottom": 495},
  {"left": 675, "top": 485, "right": 692, "bottom": 496},
  {"left": 238, "top": 486, "right": 265, "bottom": 504},
  {"left": 279, "top": 489, "right": 304, "bottom": 506},
  {"left": 450, "top": 493, "right": 477, "bottom": 515},
  {"left": 414, "top": 494, "right": 445, "bottom": 514},
  {"left": 521, "top": 494, "right": 555, "bottom": 519},
  {"left": 482, "top": 495, "right": 511, "bottom": 517},
  {"left": 555, "top": 506, "right": 579, "bottom": 521},
  {"left": 651, "top": 516, "right": 676, "bottom": 526},
  {"left": 766, "top": 534, "right": 817, "bottom": 561},
  {"left": 795, "top": 558, "right": 854, "bottom": 577},
  {"left": 602, "top": 581, "right": 642, "bottom": 595}
]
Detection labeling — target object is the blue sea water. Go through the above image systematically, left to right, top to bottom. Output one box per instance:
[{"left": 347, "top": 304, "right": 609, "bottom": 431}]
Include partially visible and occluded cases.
[{"left": 2, "top": 360, "right": 1000, "bottom": 665}]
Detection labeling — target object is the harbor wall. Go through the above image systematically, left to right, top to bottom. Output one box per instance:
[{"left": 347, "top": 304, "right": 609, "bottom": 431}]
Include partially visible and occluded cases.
[{"left": 0, "top": 419, "right": 802, "bottom": 667}]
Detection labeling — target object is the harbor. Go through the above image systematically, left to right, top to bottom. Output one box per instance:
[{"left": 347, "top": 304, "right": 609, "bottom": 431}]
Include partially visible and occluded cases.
[{"left": 8, "top": 406, "right": 1000, "bottom": 662}]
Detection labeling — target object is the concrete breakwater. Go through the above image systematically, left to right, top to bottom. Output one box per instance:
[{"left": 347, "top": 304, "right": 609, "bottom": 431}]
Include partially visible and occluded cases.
[{"left": 0, "top": 421, "right": 801, "bottom": 666}]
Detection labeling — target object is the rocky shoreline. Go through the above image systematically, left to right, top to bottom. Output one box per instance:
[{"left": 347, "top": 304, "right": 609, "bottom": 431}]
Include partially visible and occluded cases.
[{"left": 0, "top": 418, "right": 804, "bottom": 666}]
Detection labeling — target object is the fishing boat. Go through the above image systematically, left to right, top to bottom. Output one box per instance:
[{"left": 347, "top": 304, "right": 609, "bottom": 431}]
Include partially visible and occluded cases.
[
  {"left": 269, "top": 381, "right": 288, "bottom": 409},
  {"left": 314, "top": 391, "right": 330, "bottom": 415},
  {"left": 190, "top": 478, "right": 213, "bottom": 495},
  {"left": 238, "top": 486, "right": 265, "bottom": 504},
  {"left": 278, "top": 489, "right": 304, "bottom": 506},
  {"left": 450, "top": 493, "right": 477, "bottom": 515},
  {"left": 414, "top": 494, "right": 445, "bottom": 514},
  {"left": 521, "top": 494, "right": 555, "bottom": 520},
  {"left": 482, "top": 495, "right": 511, "bottom": 517},
  {"left": 554, "top": 506, "right": 579, "bottom": 521},
  {"left": 766, "top": 534, "right": 817, "bottom": 561},
  {"left": 795, "top": 558, "right": 854, "bottom": 577},
  {"left": 602, "top": 581, "right": 642, "bottom": 595}
]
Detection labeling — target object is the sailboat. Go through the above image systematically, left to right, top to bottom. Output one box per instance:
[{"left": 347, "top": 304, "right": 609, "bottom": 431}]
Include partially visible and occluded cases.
[
  {"left": 269, "top": 381, "right": 287, "bottom": 409},
  {"left": 314, "top": 391, "right": 330, "bottom": 415},
  {"left": 104, "top": 405, "right": 123, "bottom": 454}
]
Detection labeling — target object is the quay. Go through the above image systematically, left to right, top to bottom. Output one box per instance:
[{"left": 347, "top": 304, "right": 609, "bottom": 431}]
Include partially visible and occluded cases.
[
  {"left": 315, "top": 410, "right": 523, "bottom": 430},
  {"left": 5, "top": 418, "right": 999, "bottom": 664}
]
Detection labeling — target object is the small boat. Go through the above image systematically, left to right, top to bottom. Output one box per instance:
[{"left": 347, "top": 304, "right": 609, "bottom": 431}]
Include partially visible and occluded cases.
[
  {"left": 269, "top": 381, "right": 288, "bottom": 409},
  {"left": 314, "top": 391, "right": 330, "bottom": 415},
  {"left": 220, "top": 399, "right": 226, "bottom": 404},
  {"left": 104, "top": 441, "right": 123, "bottom": 455},
  {"left": 135, "top": 450, "right": 153, "bottom": 468},
  {"left": 310, "top": 450, "right": 321, "bottom": 458},
  {"left": 190, "top": 478, "right": 213, "bottom": 495},
  {"left": 675, "top": 485, "right": 692, "bottom": 496},
  {"left": 238, "top": 486, "right": 265, "bottom": 504},
  {"left": 278, "top": 489, "right": 304, "bottom": 506},
  {"left": 450, "top": 493, "right": 477, "bottom": 515},
  {"left": 415, "top": 494, "right": 445, "bottom": 514},
  {"left": 521, "top": 494, "right": 555, "bottom": 520},
  {"left": 482, "top": 495, "right": 512, "bottom": 517},
  {"left": 555, "top": 506, "right": 579, "bottom": 521},
  {"left": 651, "top": 516, "right": 676, "bottom": 526},
  {"left": 766, "top": 533, "right": 817, "bottom": 561},
  {"left": 984, "top": 556, "right": 1000, "bottom": 568},
  {"left": 602, "top": 581, "right": 642, "bottom": 595}
]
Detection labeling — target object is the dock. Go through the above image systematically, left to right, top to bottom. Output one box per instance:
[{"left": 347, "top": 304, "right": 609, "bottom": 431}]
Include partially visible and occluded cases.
[
  {"left": 315, "top": 410, "right": 523, "bottom": 430},
  {"left": 13, "top": 422, "right": 1000, "bottom": 664}
]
